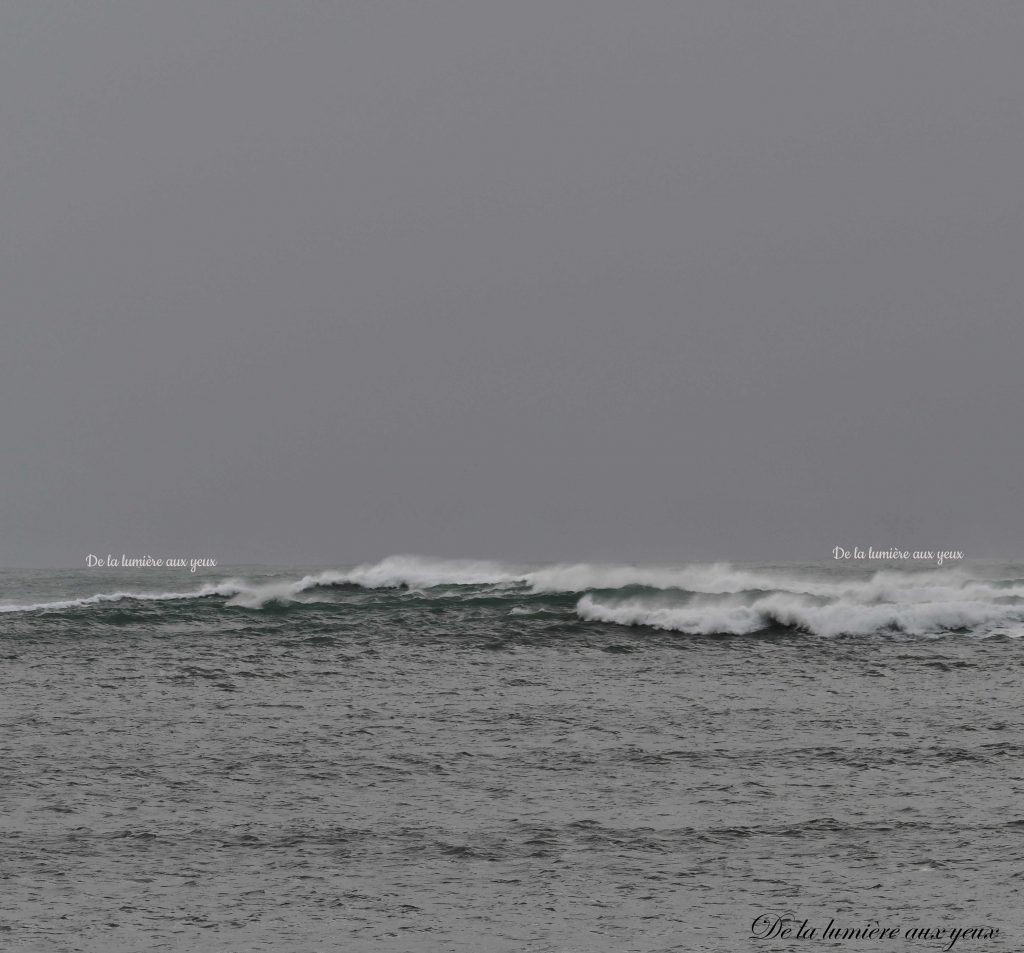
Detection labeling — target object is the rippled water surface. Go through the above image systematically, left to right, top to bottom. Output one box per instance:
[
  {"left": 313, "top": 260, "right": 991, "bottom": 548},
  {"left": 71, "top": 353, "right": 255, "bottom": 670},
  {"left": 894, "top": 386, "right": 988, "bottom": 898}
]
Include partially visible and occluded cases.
[{"left": 2, "top": 559, "right": 1023, "bottom": 951}]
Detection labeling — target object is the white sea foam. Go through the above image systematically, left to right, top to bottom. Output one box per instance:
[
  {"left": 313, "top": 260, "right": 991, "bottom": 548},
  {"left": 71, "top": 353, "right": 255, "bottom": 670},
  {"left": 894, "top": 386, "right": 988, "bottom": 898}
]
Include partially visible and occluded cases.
[
  {"left": 342, "top": 555, "right": 523, "bottom": 590},
  {"left": 332, "top": 556, "right": 1014, "bottom": 603},
  {"left": 576, "top": 590, "right": 1024, "bottom": 638}
]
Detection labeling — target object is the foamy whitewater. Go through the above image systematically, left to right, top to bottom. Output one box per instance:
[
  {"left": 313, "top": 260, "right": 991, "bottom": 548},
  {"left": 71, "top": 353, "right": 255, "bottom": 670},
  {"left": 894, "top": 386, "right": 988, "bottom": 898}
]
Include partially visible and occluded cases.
[{"left": 2, "top": 557, "right": 1023, "bottom": 951}]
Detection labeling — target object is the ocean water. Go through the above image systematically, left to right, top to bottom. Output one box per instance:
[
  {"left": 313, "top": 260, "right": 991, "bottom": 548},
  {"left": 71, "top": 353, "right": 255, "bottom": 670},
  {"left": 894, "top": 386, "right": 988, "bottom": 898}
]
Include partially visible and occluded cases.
[{"left": 2, "top": 556, "right": 1022, "bottom": 952}]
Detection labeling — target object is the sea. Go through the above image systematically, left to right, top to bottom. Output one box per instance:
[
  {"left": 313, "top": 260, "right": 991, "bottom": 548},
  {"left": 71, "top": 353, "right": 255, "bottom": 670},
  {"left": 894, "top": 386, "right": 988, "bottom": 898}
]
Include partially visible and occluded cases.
[{"left": 2, "top": 556, "right": 1022, "bottom": 952}]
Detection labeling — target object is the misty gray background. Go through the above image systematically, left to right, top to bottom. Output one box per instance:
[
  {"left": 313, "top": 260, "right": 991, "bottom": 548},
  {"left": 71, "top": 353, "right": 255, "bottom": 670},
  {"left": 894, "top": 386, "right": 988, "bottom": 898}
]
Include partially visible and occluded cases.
[{"left": 1, "top": 2, "right": 1021, "bottom": 568}]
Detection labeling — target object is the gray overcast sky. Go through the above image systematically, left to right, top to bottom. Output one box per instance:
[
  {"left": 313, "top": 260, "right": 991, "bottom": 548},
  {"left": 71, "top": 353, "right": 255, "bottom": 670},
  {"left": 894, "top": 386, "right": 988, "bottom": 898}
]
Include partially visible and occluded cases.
[{"left": 1, "top": 2, "right": 1022, "bottom": 567}]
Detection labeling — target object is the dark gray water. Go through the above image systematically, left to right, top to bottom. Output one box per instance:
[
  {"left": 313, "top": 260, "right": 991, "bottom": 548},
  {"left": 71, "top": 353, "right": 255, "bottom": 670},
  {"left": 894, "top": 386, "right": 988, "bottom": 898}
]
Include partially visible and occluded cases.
[{"left": 2, "top": 559, "right": 1022, "bottom": 951}]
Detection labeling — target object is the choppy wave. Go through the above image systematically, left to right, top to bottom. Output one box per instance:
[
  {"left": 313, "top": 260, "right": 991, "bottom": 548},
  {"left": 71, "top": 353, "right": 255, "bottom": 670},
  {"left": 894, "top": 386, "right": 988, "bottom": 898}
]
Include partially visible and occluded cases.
[{"left": 3, "top": 554, "right": 1023, "bottom": 638}]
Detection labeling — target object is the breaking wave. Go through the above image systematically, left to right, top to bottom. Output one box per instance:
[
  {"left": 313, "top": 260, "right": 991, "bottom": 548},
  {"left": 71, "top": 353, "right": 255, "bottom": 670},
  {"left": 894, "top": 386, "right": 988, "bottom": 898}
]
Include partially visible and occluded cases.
[
  {"left": 3, "top": 554, "right": 1022, "bottom": 637},
  {"left": 0, "top": 581, "right": 245, "bottom": 614},
  {"left": 576, "top": 591, "right": 1024, "bottom": 638}
]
